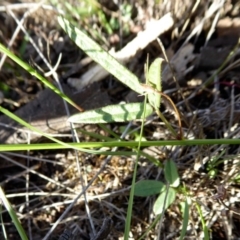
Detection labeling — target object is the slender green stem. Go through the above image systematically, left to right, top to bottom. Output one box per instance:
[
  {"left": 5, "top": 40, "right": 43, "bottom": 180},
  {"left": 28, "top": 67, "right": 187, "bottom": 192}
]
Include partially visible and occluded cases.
[
  {"left": 124, "top": 95, "right": 148, "bottom": 240},
  {"left": 155, "top": 108, "right": 178, "bottom": 138},
  {"left": 0, "top": 138, "right": 240, "bottom": 152},
  {"left": 139, "top": 214, "right": 162, "bottom": 240}
]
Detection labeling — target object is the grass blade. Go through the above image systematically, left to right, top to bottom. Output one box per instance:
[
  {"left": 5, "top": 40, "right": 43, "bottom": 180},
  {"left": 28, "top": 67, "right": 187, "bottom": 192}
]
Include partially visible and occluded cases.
[
  {"left": 0, "top": 43, "right": 83, "bottom": 112},
  {"left": 1, "top": 138, "right": 240, "bottom": 152},
  {"left": 0, "top": 187, "right": 28, "bottom": 240},
  {"left": 179, "top": 198, "right": 190, "bottom": 240},
  {"left": 195, "top": 202, "right": 210, "bottom": 240}
]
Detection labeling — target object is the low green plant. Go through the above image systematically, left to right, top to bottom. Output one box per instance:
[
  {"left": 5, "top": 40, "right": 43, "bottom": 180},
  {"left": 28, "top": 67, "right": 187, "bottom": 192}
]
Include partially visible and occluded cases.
[
  {"left": 134, "top": 159, "right": 190, "bottom": 239},
  {"left": 134, "top": 159, "right": 179, "bottom": 214},
  {"left": 134, "top": 160, "right": 210, "bottom": 240}
]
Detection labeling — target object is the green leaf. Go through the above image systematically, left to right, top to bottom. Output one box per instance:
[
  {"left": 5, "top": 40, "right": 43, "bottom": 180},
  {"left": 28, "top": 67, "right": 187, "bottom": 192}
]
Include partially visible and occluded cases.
[
  {"left": 58, "top": 16, "right": 143, "bottom": 94},
  {"left": 147, "top": 58, "right": 164, "bottom": 109},
  {"left": 148, "top": 58, "right": 163, "bottom": 90},
  {"left": 68, "top": 102, "right": 153, "bottom": 123},
  {"left": 164, "top": 159, "right": 180, "bottom": 187},
  {"left": 134, "top": 180, "right": 165, "bottom": 197},
  {"left": 153, "top": 187, "right": 176, "bottom": 215},
  {"left": 179, "top": 198, "right": 190, "bottom": 240}
]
